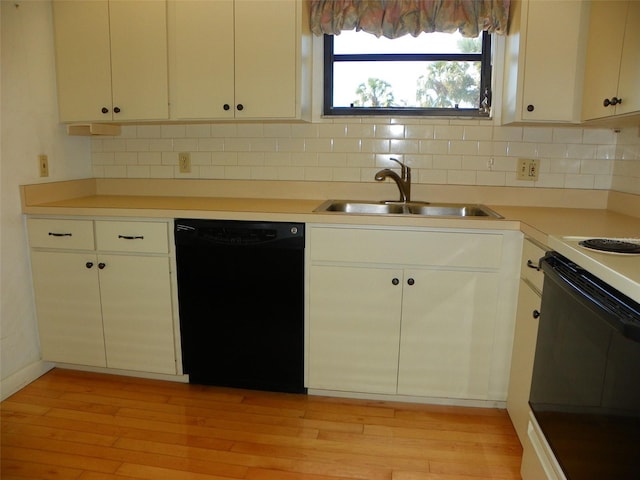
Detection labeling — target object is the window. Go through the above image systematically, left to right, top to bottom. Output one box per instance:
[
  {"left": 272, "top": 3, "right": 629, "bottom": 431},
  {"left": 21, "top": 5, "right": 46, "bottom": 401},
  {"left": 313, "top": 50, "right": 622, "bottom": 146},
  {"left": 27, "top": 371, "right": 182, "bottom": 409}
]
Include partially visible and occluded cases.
[{"left": 323, "top": 31, "right": 492, "bottom": 117}]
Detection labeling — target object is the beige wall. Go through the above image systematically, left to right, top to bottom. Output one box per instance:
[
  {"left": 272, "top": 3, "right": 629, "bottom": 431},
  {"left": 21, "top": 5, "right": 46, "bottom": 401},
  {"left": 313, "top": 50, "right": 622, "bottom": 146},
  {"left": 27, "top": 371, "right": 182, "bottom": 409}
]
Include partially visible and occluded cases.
[{"left": 1, "top": 0, "right": 91, "bottom": 391}]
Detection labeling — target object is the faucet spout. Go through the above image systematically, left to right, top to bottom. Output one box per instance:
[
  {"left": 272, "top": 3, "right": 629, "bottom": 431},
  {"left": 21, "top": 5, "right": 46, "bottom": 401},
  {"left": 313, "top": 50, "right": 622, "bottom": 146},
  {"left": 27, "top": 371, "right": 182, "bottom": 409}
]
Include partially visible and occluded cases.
[{"left": 374, "top": 158, "right": 411, "bottom": 203}]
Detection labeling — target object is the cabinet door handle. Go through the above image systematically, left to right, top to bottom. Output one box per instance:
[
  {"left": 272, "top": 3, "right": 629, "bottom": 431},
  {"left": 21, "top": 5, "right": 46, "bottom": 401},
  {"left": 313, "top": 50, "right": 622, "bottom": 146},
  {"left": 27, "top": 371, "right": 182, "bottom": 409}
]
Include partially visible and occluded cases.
[
  {"left": 603, "top": 97, "right": 622, "bottom": 107},
  {"left": 223, "top": 104, "right": 230, "bottom": 111},
  {"left": 236, "top": 104, "right": 244, "bottom": 111},
  {"left": 526, "top": 104, "right": 534, "bottom": 112},
  {"left": 113, "top": 106, "right": 121, "bottom": 113},
  {"left": 101, "top": 107, "right": 109, "bottom": 114},
  {"left": 48, "top": 232, "right": 72, "bottom": 237},
  {"left": 118, "top": 235, "right": 144, "bottom": 240},
  {"left": 526, "top": 259, "right": 540, "bottom": 271},
  {"left": 86, "top": 262, "right": 94, "bottom": 269},
  {"left": 98, "top": 262, "right": 106, "bottom": 270},
  {"left": 392, "top": 278, "right": 399, "bottom": 285},
  {"left": 407, "top": 278, "right": 415, "bottom": 286},
  {"left": 532, "top": 310, "right": 540, "bottom": 319}
]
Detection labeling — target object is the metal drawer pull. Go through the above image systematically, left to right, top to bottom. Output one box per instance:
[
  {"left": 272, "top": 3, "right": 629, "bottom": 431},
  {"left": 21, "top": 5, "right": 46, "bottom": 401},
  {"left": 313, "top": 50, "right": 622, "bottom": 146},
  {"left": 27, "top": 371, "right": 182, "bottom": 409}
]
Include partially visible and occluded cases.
[
  {"left": 48, "top": 232, "right": 72, "bottom": 237},
  {"left": 118, "top": 235, "right": 144, "bottom": 240},
  {"left": 526, "top": 259, "right": 540, "bottom": 271}
]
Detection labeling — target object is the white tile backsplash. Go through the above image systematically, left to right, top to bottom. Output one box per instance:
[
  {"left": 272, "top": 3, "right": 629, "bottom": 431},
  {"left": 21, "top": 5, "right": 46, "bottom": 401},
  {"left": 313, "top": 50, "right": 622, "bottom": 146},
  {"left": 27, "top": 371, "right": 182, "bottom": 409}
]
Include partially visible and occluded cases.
[
  {"left": 92, "top": 121, "right": 640, "bottom": 194},
  {"left": 612, "top": 127, "right": 640, "bottom": 195}
]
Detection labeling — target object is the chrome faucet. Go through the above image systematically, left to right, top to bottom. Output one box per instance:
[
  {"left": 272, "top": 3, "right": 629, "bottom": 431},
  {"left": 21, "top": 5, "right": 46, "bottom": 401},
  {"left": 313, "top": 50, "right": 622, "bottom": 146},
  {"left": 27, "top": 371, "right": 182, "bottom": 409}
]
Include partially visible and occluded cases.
[{"left": 374, "top": 158, "right": 411, "bottom": 203}]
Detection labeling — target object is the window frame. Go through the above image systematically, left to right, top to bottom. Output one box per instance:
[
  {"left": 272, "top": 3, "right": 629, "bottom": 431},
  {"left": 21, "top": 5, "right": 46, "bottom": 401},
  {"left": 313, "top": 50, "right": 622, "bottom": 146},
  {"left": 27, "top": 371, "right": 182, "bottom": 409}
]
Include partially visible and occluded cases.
[{"left": 323, "top": 31, "right": 492, "bottom": 117}]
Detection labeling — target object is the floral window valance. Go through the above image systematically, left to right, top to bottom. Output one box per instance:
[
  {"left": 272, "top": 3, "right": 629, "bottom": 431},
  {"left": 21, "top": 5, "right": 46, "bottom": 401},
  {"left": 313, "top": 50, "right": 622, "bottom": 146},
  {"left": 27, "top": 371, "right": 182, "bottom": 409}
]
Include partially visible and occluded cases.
[{"left": 310, "top": 0, "right": 511, "bottom": 39}]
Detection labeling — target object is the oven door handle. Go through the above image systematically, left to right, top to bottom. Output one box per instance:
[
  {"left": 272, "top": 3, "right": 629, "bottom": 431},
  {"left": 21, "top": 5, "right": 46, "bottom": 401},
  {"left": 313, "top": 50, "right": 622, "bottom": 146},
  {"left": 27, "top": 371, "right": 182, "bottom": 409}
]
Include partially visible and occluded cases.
[{"left": 541, "top": 253, "right": 640, "bottom": 342}]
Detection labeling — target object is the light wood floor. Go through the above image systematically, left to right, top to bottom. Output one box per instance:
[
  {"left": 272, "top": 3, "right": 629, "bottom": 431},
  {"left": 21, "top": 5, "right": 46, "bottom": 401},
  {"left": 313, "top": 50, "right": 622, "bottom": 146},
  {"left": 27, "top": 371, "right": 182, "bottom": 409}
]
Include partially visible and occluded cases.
[{"left": 1, "top": 368, "right": 522, "bottom": 480}]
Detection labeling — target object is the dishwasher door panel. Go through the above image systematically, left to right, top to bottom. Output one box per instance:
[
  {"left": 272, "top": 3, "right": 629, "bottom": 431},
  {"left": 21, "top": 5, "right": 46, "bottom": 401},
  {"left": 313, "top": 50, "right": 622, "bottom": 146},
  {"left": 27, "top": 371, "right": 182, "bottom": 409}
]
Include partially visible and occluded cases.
[{"left": 175, "top": 219, "right": 305, "bottom": 393}]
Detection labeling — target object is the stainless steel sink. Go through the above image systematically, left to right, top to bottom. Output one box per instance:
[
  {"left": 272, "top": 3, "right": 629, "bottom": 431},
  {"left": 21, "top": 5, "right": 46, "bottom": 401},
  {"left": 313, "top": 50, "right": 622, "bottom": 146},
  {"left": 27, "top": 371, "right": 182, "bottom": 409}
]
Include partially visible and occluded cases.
[{"left": 314, "top": 200, "right": 503, "bottom": 218}]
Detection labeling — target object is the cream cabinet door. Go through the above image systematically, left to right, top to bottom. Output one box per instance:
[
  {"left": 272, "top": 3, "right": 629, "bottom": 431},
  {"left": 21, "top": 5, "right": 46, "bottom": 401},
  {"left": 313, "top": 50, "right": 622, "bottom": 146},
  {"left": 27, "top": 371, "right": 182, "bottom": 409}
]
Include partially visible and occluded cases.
[
  {"left": 52, "top": 0, "right": 112, "bottom": 122},
  {"left": 52, "top": 0, "right": 168, "bottom": 122},
  {"left": 108, "top": 0, "right": 169, "bottom": 121},
  {"left": 168, "top": 0, "right": 235, "bottom": 120},
  {"left": 169, "top": 0, "right": 299, "bottom": 120},
  {"left": 234, "top": 0, "right": 298, "bottom": 119},
  {"left": 501, "top": 0, "right": 589, "bottom": 124},
  {"left": 520, "top": 0, "right": 587, "bottom": 122},
  {"left": 582, "top": 0, "right": 639, "bottom": 120},
  {"left": 616, "top": 1, "right": 640, "bottom": 116},
  {"left": 31, "top": 251, "right": 106, "bottom": 367},
  {"left": 98, "top": 255, "right": 176, "bottom": 374},
  {"left": 308, "top": 265, "right": 403, "bottom": 394},
  {"left": 397, "top": 269, "right": 500, "bottom": 399},
  {"left": 507, "top": 279, "right": 541, "bottom": 445}
]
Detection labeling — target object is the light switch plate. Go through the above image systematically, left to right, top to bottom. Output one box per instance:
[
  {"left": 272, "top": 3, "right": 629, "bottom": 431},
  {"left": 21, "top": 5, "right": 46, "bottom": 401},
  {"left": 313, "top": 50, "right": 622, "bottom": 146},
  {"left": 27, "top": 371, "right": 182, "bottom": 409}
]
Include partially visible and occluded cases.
[{"left": 38, "top": 154, "right": 49, "bottom": 177}]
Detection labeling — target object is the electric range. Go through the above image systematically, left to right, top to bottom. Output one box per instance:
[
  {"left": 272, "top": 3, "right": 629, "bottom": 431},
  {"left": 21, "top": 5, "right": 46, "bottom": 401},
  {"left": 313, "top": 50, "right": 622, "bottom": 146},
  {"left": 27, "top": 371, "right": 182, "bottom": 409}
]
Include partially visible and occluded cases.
[{"left": 547, "top": 235, "right": 640, "bottom": 303}]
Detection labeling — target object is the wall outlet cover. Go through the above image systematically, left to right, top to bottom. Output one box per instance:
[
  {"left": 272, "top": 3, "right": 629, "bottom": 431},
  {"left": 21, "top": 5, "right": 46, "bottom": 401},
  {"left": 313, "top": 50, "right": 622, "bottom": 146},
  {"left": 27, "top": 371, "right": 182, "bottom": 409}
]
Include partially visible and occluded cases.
[
  {"left": 178, "top": 152, "right": 191, "bottom": 173},
  {"left": 517, "top": 158, "right": 539, "bottom": 181}
]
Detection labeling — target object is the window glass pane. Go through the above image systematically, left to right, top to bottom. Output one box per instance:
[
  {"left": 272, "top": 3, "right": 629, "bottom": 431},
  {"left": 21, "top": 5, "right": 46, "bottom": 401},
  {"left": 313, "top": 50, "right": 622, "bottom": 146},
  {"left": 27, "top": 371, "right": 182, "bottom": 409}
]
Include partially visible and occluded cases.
[
  {"left": 334, "top": 30, "right": 482, "bottom": 55},
  {"left": 333, "top": 61, "right": 481, "bottom": 109}
]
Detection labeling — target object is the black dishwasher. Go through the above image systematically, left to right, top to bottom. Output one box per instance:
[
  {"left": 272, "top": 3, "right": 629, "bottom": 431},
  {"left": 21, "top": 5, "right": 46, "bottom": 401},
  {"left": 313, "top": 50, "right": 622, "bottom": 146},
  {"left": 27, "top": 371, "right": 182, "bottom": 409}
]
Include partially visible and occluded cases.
[{"left": 175, "top": 219, "right": 306, "bottom": 393}]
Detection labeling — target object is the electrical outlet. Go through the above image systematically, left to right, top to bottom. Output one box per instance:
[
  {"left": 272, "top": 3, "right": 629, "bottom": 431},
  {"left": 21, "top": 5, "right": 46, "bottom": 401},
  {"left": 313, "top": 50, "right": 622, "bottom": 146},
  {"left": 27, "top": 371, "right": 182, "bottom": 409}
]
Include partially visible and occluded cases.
[
  {"left": 178, "top": 152, "right": 191, "bottom": 173},
  {"left": 38, "top": 154, "right": 49, "bottom": 177},
  {"left": 517, "top": 158, "right": 539, "bottom": 181}
]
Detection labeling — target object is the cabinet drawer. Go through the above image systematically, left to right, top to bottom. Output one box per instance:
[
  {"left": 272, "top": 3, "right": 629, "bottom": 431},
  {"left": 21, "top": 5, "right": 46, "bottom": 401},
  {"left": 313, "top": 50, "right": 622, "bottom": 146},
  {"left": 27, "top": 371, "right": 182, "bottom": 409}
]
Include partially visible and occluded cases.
[
  {"left": 27, "top": 218, "right": 95, "bottom": 250},
  {"left": 95, "top": 221, "right": 168, "bottom": 253},
  {"left": 310, "top": 227, "right": 503, "bottom": 269},
  {"left": 521, "top": 238, "right": 546, "bottom": 292}
]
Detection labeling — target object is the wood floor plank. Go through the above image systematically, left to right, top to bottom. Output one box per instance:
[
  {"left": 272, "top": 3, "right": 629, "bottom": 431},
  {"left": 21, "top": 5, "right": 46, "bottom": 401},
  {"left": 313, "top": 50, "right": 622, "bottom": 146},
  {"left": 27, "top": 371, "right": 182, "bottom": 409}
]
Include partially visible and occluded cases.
[
  {"left": 1, "top": 369, "right": 522, "bottom": 480},
  {"left": 1, "top": 421, "right": 118, "bottom": 447},
  {"left": 363, "top": 423, "right": 517, "bottom": 446},
  {"left": 2, "top": 431, "right": 247, "bottom": 479},
  {"left": 230, "top": 440, "right": 431, "bottom": 472},
  {"left": 0, "top": 444, "right": 120, "bottom": 474},
  {"left": 0, "top": 458, "right": 83, "bottom": 480},
  {"left": 115, "top": 463, "right": 242, "bottom": 480},
  {"left": 245, "top": 466, "right": 357, "bottom": 480},
  {"left": 392, "top": 472, "right": 508, "bottom": 480},
  {"left": 79, "top": 473, "right": 142, "bottom": 480}
]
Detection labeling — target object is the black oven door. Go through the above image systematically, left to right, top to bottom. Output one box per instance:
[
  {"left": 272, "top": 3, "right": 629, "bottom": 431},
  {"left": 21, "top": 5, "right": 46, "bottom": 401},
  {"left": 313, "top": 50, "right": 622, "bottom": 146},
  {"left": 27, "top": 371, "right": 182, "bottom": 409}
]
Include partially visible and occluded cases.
[{"left": 530, "top": 252, "right": 640, "bottom": 480}]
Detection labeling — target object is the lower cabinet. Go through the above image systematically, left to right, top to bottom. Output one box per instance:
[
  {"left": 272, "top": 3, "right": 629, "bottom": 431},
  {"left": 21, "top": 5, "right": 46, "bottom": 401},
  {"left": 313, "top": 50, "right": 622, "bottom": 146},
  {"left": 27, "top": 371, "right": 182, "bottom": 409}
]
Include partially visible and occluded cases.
[
  {"left": 28, "top": 217, "right": 178, "bottom": 375},
  {"left": 307, "top": 225, "right": 522, "bottom": 401},
  {"left": 507, "top": 237, "right": 546, "bottom": 444},
  {"left": 31, "top": 250, "right": 106, "bottom": 367},
  {"left": 98, "top": 254, "right": 175, "bottom": 373},
  {"left": 308, "top": 265, "right": 403, "bottom": 394},
  {"left": 397, "top": 268, "right": 500, "bottom": 398},
  {"left": 507, "top": 278, "right": 542, "bottom": 441}
]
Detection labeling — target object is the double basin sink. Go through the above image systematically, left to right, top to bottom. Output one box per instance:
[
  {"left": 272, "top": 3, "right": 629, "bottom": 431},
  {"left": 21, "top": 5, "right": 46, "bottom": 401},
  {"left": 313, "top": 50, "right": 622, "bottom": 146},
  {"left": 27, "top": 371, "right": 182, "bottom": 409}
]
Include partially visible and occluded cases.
[{"left": 314, "top": 200, "right": 503, "bottom": 218}]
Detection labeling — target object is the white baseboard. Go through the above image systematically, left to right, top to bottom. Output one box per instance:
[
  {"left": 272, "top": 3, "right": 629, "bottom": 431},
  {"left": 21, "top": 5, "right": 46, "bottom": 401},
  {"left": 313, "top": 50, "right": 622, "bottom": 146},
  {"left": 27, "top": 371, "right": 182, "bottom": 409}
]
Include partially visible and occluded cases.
[
  {"left": 1, "top": 360, "right": 55, "bottom": 401},
  {"left": 55, "top": 363, "right": 189, "bottom": 383},
  {"left": 307, "top": 388, "right": 506, "bottom": 409}
]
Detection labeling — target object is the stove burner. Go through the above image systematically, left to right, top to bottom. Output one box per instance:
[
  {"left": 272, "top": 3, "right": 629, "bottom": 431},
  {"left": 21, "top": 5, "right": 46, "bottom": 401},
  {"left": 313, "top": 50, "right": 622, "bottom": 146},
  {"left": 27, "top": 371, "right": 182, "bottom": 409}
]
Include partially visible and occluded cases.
[{"left": 579, "top": 238, "right": 640, "bottom": 254}]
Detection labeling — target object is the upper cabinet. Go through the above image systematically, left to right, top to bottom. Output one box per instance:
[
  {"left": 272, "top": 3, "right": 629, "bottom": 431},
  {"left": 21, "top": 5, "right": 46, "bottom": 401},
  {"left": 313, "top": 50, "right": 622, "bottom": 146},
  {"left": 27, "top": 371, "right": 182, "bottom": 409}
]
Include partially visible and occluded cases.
[
  {"left": 52, "top": 0, "right": 169, "bottom": 123},
  {"left": 168, "top": 0, "right": 312, "bottom": 121},
  {"left": 501, "top": 0, "right": 590, "bottom": 124},
  {"left": 582, "top": 0, "right": 640, "bottom": 122}
]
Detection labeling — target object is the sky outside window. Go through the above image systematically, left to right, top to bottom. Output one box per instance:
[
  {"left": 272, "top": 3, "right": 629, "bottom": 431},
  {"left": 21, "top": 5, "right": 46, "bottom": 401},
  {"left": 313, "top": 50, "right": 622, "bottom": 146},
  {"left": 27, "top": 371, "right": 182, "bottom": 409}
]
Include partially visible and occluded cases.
[{"left": 332, "top": 30, "right": 482, "bottom": 109}]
